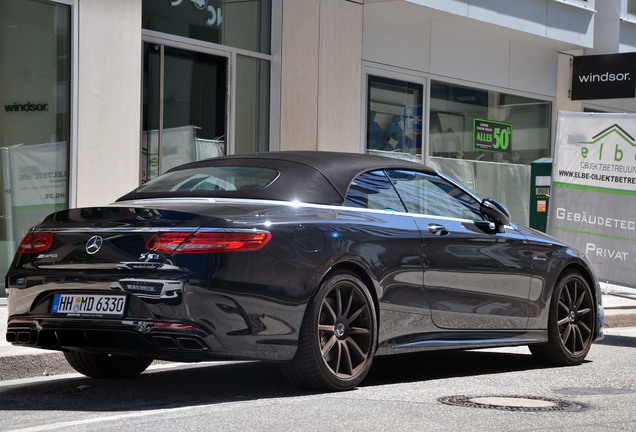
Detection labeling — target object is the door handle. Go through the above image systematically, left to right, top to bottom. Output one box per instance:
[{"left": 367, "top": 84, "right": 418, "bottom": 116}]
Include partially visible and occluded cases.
[{"left": 428, "top": 224, "right": 450, "bottom": 236}]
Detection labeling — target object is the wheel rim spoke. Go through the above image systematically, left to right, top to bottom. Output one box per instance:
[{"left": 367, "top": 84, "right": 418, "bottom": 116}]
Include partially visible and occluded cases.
[
  {"left": 563, "top": 285, "right": 573, "bottom": 308},
  {"left": 341, "top": 286, "right": 353, "bottom": 317},
  {"left": 335, "top": 287, "right": 344, "bottom": 317},
  {"left": 575, "top": 288, "right": 587, "bottom": 309},
  {"left": 323, "top": 299, "right": 337, "bottom": 322},
  {"left": 558, "top": 299, "right": 569, "bottom": 315},
  {"left": 347, "top": 304, "right": 366, "bottom": 323},
  {"left": 577, "top": 307, "right": 591, "bottom": 317},
  {"left": 557, "top": 316, "right": 570, "bottom": 327},
  {"left": 578, "top": 320, "right": 591, "bottom": 336},
  {"left": 560, "top": 323, "right": 572, "bottom": 345},
  {"left": 318, "top": 324, "right": 334, "bottom": 333},
  {"left": 567, "top": 325, "right": 576, "bottom": 352},
  {"left": 574, "top": 325, "right": 585, "bottom": 350},
  {"left": 349, "top": 326, "right": 370, "bottom": 335},
  {"left": 321, "top": 334, "right": 337, "bottom": 357},
  {"left": 346, "top": 337, "right": 367, "bottom": 359},
  {"left": 328, "top": 341, "right": 350, "bottom": 376}
]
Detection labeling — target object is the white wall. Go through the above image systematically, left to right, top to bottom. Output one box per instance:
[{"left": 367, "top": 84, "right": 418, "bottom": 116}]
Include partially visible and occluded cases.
[
  {"left": 76, "top": 0, "right": 141, "bottom": 207},
  {"left": 279, "top": 0, "right": 363, "bottom": 152},
  {"left": 279, "top": 0, "right": 320, "bottom": 151},
  {"left": 316, "top": 0, "right": 363, "bottom": 152},
  {"left": 402, "top": 0, "right": 595, "bottom": 48},
  {"left": 363, "top": 2, "right": 558, "bottom": 98},
  {"left": 362, "top": 4, "right": 430, "bottom": 73}
]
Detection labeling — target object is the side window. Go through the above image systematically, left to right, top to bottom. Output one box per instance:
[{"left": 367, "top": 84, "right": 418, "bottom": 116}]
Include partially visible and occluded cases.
[
  {"left": 387, "top": 170, "right": 482, "bottom": 219},
  {"left": 344, "top": 171, "right": 406, "bottom": 212}
]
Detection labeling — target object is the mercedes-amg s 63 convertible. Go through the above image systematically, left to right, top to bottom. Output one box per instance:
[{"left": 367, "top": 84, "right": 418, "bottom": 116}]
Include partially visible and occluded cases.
[{"left": 5, "top": 151, "right": 603, "bottom": 390}]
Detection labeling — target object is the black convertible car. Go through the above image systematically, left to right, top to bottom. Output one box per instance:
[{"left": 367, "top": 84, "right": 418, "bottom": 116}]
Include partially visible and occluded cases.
[{"left": 5, "top": 151, "right": 603, "bottom": 390}]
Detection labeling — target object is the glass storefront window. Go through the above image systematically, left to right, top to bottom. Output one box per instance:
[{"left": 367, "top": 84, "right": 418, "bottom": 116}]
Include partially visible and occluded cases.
[
  {"left": 0, "top": 0, "right": 71, "bottom": 296},
  {"left": 142, "top": 0, "right": 271, "bottom": 55},
  {"left": 142, "top": 1, "right": 273, "bottom": 165},
  {"left": 142, "top": 44, "right": 227, "bottom": 181},
  {"left": 366, "top": 75, "right": 423, "bottom": 162},
  {"left": 428, "top": 80, "right": 551, "bottom": 225},
  {"left": 430, "top": 81, "right": 551, "bottom": 164}
]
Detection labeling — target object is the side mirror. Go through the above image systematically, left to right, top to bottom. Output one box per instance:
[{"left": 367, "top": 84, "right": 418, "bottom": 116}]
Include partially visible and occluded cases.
[{"left": 480, "top": 198, "right": 511, "bottom": 230}]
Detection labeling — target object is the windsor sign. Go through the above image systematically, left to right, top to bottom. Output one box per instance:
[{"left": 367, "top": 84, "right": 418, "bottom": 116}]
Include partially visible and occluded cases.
[
  {"left": 571, "top": 52, "right": 636, "bottom": 100},
  {"left": 4, "top": 101, "right": 49, "bottom": 112},
  {"left": 548, "top": 112, "right": 636, "bottom": 290}
]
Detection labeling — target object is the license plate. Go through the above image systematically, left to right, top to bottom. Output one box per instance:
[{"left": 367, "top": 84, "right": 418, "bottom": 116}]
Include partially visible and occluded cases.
[{"left": 51, "top": 294, "right": 126, "bottom": 318}]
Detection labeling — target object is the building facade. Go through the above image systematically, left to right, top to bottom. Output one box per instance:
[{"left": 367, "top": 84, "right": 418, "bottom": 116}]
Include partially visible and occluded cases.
[{"left": 1, "top": 0, "right": 636, "bottom": 295}]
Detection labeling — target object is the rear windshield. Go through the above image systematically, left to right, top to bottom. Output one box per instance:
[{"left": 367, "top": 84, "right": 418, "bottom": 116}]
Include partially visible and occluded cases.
[{"left": 132, "top": 166, "right": 280, "bottom": 194}]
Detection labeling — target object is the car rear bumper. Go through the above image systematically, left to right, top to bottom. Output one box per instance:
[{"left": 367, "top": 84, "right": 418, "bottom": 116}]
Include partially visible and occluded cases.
[{"left": 6, "top": 316, "right": 297, "bottom": 362}]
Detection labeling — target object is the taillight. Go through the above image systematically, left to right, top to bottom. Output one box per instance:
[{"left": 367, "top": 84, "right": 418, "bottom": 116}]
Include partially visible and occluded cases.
[
  {"left": 146, "top": 231, "right": 271, "bottom": 254},
  {"left": 17, "top": 232, "right": 53, "bottom": 254}
]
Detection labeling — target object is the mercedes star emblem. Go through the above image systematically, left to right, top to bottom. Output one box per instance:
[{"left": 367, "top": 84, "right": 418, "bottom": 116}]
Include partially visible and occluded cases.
[{"left": 85, "top": 235, "right": 103, "bottom": 255}]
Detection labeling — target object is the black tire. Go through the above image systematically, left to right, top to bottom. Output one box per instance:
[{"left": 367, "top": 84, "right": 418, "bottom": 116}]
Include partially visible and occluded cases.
[
  {"left": 530, "top": 270, "right": 595, "bottom": 365},
  {"left": 282, "top": 271, "right": 377, "bottom": 391},
  {"left": 64, "top": 351, "right": 152, "bottom": 379}
]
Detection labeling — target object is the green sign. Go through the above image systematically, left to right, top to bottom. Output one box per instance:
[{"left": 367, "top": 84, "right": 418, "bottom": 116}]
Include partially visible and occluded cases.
[{"left": 473, "top": 119, "right": 513, "bottom": 154}]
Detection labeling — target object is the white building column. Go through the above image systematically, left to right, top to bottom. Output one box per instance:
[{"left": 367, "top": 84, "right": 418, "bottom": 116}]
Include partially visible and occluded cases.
[
  {"left": 76, "top": 0, "right": 142, "bottom": 206},
  {"left": 279, "top": 0, "right": 363, "bottom": 152}
]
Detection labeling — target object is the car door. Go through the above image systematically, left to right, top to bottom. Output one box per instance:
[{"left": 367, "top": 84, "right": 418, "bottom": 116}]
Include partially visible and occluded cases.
[
  {"left": 387, "top": 169, "right": 533, "bottom": 330},
  {"left": 343, "top": 170, "right": 431, "bottom": 343}
]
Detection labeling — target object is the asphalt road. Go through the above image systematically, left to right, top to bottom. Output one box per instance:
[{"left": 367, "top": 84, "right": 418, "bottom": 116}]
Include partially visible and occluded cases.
[{"left": 0, "top": 326, "right": 634, "bottom": 432}]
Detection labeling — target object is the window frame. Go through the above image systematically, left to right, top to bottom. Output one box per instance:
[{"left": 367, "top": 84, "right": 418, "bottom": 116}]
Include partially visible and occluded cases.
[
  {"left": 140, "top": 0, "right": 281, "bottom": 166},
  {"left": 552, "top": 0, "right": 595, "bottom": 12},
  {"left": 622, "top": 0, "right": 636, "bottom": 20},
  {"left": 361, "top": 64, "right": 427, "bottom": 165},
  {"left": 343, "top": 169, "right": 485, "bottom": 221},
  {"left": 343, "top": 170, "right": 407, "bottom": 212},
  {"left": 386, "top": 170, "right": 483, "bottom": 220}
]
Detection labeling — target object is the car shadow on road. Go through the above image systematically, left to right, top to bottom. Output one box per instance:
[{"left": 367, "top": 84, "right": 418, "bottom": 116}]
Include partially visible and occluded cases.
[
  {"left": 595, "top": 333, "right": 636, "bottom": 348},
  {"left": 0, "top": 348, "right": 562, "bottom": 413},
  {"left": 363, "top": 349, "right": 547, "bottom": 386},
  {"left": 0, "top": 361, "right": 298, "bottom": 412}
]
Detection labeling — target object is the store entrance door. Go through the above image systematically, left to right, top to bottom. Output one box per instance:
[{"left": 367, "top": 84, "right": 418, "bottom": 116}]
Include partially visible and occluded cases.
[{"left": 142, "top": 43, "right": 227, "bottom": 182}]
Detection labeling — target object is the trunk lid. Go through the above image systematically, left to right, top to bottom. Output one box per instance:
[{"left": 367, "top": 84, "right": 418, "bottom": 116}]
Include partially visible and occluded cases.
[{"left": 19, "top": 205, "right": 224, "bottom": 271}]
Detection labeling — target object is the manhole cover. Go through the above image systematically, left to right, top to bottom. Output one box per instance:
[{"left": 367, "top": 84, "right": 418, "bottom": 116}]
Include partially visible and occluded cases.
[{"left": 438, "top": 395, "right": 590, "bottom": 412}]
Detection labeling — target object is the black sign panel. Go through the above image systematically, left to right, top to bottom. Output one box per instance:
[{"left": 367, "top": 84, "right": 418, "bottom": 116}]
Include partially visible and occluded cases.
[{"left": 571, "top": 53, "right": 636, "bottom": 100}]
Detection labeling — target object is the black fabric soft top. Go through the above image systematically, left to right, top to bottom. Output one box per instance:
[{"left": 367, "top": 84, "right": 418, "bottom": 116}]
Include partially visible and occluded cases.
[{"left": 117, "top": 151, "right": 437, "bottom": 205}]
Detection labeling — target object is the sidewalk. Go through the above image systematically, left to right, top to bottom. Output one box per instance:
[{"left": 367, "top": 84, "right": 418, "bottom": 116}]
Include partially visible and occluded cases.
[
  {"left": 601, "top": 291, "right": 636, "bottom": 328},
  {"left": 1, "top": 293, "right": 635, "bottom": 381},
  {"left": 0, "top": 297, "right": 78, "bottom": 380}
]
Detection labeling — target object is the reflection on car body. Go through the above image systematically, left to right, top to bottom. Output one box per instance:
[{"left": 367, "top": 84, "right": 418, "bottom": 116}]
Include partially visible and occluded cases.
[{"left": 5, "top": 151, "right": 603, "bottom": 391}]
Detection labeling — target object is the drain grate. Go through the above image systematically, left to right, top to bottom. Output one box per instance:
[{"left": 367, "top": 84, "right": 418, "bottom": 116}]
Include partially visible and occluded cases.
[{"left": 438, "top": 395, "right": 590, "bottom": 412}]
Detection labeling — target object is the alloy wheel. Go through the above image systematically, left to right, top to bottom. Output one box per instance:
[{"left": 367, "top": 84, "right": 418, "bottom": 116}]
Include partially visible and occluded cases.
[
  {"left": 556, "top": 276, "right": 594, "bottom": 356},
  {"left": 317, "top": 279, "right": 374, "bottom": 379}
]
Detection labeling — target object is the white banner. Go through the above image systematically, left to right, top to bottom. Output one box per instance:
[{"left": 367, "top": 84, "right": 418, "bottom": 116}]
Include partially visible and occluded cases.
[
  {"left": 548, "top": 112, "right": 636, "bottom": 289},
  {"left": 4, "top": 142, "right": 68, "bottom": 241}
]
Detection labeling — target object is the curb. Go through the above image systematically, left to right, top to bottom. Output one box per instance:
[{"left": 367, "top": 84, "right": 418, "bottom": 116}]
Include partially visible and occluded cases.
[
  {"left": 603, "top": 313, "right": 636, "bottom": 329},
  {"left": 0, "top": 352, "right": 76, "bottom": 381}
]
